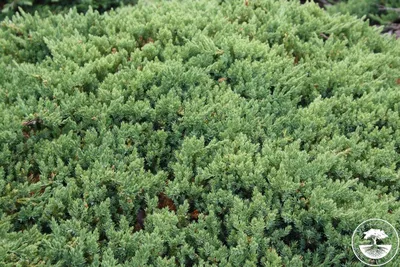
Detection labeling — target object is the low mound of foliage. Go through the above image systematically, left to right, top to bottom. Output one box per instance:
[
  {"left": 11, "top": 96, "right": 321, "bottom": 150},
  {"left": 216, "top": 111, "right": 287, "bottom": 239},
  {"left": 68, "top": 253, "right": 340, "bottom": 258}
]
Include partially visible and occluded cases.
[{"left": 1, "top": 0, "right": 400, "bottom": 265}]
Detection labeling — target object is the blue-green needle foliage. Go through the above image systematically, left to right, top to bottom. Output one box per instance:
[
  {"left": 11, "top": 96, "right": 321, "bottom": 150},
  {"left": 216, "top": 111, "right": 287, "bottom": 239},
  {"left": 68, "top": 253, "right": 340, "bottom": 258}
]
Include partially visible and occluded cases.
[{"left": 0, "top": 0, "right": 400, "bottom": 266}]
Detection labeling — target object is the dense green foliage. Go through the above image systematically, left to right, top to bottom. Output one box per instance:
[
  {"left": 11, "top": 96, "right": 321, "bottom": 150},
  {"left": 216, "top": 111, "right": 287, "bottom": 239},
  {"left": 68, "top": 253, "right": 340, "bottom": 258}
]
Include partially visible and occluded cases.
[
  {"left": 0, "top": 0, "right": 137, "bottom": 20},
  {"left": 1, "top": 0, "right": 400, "bottom": 265},
  {"left": 327, "top": 0, "right": 400, "bottom": 26}
]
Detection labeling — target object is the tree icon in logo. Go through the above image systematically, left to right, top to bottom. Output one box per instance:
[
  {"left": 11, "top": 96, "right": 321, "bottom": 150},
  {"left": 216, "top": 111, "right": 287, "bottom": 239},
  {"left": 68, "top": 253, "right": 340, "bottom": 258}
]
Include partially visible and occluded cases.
[
  {"left": 352, "top": 218, "right": 399, "bottom": 266},
  {"left": 360, "top": 229, "right": 391, "bottom": 259}
]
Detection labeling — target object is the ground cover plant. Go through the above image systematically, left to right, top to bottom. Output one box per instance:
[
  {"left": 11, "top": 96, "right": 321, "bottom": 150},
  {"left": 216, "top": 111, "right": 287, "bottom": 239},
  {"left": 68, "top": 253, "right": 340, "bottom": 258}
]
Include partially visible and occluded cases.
[{"left": 1, "top": 0, "right": 400, "bottom": 265}]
